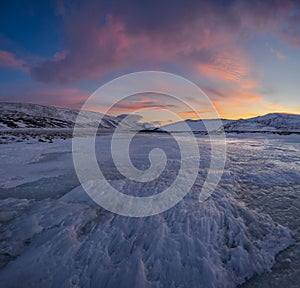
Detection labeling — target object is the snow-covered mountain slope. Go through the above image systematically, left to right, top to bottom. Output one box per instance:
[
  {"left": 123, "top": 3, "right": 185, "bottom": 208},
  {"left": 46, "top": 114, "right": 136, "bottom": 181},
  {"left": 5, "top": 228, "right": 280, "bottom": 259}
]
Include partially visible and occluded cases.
[
  {"left": 0, "top": 102, "right": 149, "bottom": 130},
  {"left": 0, "top": 103, "right": 161, "bottom": 144},
  {"left": 1, "top": 103, "right": 299, "bottom": 134},
  {"left": 162, "top": 113, "right": 300, "bottom": 133},
  {"left": 223, "top": 113, "right": 300, "bottom": 133},
  {"left": 162, "top": 119, "right": 233, "bottom": 132}
]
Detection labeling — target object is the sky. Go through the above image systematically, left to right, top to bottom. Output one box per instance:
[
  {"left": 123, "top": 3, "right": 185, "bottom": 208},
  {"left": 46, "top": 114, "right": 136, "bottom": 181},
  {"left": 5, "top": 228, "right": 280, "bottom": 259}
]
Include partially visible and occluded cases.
[{"left": 0, "top": 0, "right": 299, "bottom": 123}]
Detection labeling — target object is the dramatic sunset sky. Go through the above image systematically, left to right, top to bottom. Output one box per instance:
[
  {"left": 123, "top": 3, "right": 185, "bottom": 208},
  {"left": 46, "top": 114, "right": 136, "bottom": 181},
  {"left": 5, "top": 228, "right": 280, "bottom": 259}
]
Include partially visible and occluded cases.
[{"left": 0, "top": 0, "right": 299, "bottom": 122}]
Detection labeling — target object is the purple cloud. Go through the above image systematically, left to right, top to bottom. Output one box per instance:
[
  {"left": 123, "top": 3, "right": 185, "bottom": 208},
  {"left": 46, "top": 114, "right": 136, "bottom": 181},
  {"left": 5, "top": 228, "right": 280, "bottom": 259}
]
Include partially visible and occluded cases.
[{"left": 29, "top": 0, "right": 300, "bottom": 84}]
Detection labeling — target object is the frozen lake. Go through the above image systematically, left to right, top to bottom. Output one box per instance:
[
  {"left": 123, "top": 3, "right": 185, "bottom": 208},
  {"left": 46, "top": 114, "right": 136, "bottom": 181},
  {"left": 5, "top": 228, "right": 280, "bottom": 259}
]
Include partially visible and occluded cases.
[{"left": 0, "top": 134, "right": 299, "bottom": 287}]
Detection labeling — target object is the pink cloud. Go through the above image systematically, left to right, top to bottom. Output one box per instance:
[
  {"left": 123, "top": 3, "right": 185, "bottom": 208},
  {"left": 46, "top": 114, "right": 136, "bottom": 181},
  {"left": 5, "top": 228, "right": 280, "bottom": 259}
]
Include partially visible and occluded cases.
[
  {"left": 29, "top": 0, "right": 300, "bottom": 87},
  {"left": 266, "top": 43, "right": 287, "bottom": 61},
  {"left": 270, "top": 47, "right": 287, "bottom": 60},
  {"left": 0, "top": 50, "right": 26, "bottom": 71},
  {"left": 54, "top": 50, "right": 69, "bottom": 61},
  {"left": 195, "top": 50, "right": 249, "bottom": 83},
  {"left": 109, "top": 100, "right": 176, "bottom": 114}
]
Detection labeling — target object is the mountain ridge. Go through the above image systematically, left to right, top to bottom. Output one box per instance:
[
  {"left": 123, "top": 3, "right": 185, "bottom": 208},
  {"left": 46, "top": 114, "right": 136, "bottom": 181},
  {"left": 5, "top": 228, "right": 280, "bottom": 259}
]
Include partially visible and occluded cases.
[
  {"left": 0, "top": 102, "right": 299, "bottom": 133},
  {"left": 0, "top": 102, "right": 151, "bottom": 130},
  {"left": 162, "top": 112, "right": 300, "bottom": 133}
]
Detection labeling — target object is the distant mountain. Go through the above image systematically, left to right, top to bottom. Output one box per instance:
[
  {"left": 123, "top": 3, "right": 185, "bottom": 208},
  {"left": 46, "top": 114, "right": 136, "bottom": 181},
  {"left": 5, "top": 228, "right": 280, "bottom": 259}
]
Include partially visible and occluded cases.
[
  {"left": 0, "top": 102, "right": 147, "bottom": 130},
  {"left": 1, "top": 103, "right": 299, "bottom": 134},
  {"left": 161, "top": 113, "right": 300, "bottom": 134},
  {"left": 223, "top": 113, "right": 300, "bottom": 133},
  {"left": 162, "top": 119, "right": 233, "bottom": 133}
]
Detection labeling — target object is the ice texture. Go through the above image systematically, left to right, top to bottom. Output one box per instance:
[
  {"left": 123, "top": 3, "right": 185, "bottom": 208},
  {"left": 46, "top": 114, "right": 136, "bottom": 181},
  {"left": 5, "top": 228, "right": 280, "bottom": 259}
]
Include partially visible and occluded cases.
[{"left": 0, "top": 134, "right": 299, "bottom": 287}]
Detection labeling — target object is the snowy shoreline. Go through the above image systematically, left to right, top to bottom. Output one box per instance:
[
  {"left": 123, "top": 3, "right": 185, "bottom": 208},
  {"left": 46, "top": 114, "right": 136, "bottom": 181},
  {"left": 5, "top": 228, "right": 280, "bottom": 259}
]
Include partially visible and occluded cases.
[{"left": 1, "top": 128, "right": 300, "bottom": 145}]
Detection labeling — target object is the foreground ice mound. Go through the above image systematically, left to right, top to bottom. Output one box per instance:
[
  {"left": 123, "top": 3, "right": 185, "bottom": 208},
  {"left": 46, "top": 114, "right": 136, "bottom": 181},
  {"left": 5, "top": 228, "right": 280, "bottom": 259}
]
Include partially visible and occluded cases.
[{"left": 0, "top": 182, "right": 293, "bottom": 288}]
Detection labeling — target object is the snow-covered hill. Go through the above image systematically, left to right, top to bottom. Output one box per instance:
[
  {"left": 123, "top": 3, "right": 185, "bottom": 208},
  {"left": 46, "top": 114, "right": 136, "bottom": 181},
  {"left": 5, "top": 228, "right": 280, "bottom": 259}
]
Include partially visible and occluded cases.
[
  {"left": 0, "top": 102, "right": 124, "bottom": 129},
  {"left": 0, "top": 103, "right": 159, "bottom": 143},
  {"left": 162, "top": 113, "right": 300, "bottom": 133},
  {"left": 223, "top": 113, "right": 300, "bottom": 133}
]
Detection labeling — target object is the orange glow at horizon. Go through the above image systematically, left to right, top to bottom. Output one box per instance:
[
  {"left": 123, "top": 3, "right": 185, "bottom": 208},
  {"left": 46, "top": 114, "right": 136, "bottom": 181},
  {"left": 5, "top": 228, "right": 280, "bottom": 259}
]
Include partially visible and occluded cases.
[{"left": 81, "top": 92, "right": 300, "bottom": 123}]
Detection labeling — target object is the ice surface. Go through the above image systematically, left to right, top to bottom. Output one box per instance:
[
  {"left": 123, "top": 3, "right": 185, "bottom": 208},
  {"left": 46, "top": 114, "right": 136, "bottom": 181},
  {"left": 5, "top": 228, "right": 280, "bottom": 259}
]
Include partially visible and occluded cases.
[{"left": 0, "top": 134, "right": 299, "bottom": 287}]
